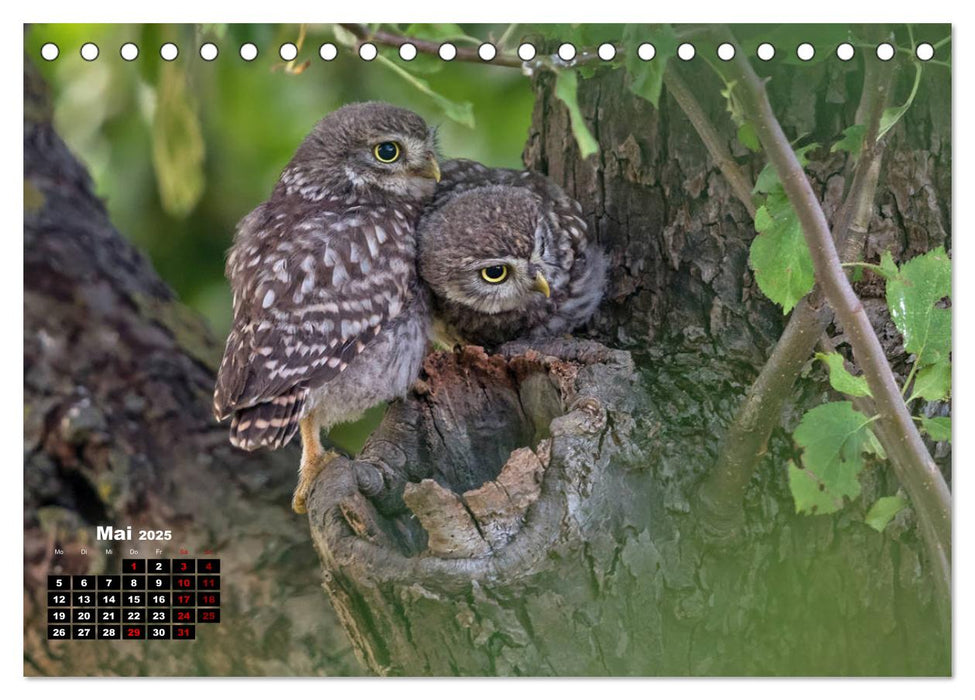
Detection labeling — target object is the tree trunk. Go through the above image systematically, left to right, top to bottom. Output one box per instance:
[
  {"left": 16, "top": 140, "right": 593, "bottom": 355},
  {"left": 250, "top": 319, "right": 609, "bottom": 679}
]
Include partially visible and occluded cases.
[
  {"left": 308, "top": 56, "right": 950, "bottom": 675},
  {"left": 24, "top": 62, "right": 360, "bottom": 676}
]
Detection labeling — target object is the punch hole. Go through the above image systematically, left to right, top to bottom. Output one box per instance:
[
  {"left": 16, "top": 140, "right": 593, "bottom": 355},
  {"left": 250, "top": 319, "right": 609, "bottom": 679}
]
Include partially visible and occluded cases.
[
  {"left": 757, "top": 42, "right": 775, "bottom": 61},
  {"left": 915, "top": 42, "right": 935, "bottom": 61},
  {"left": 40, "top": 43, "right": 59, "bottom": 61},
  {"left": 80, "top": 43, "right": 99, "bottom": 62},
  {"left": 120, "top": 43, "right": 139, "bottom": 61},
  {"left": 160, "top": 43, "right": 178, "bottom": 61},
  {"left": 200, "top": 43, "right": 218, "bottom": 62},
  {"left": 240, "top": 43, "right": 258, "bottom": 61},
  {"left": 279, "top": 43, "right": 298, "bottom": 62},
  {"left": 319, "top": 43, "right": 337, "bottom": 61},
  {"left": 359, "top": 43, "right": 378, "bottom": 61},
  {"left": 399, "top": 43, "right": 417, "bottom": 61},
  {"left": 439, "top": 43, "right": 457, "bottom": 61},
  {"left": 478, "top": 43, "right": 497, "bottom": 61},
  {"left": 517, "top": 43, "right": 536, "bottom": 61},
  {"left": 558, "top": 43, "right": 576, "bottom": 61},
  {"left": 597, "top": 43, "right": 616, "bottom": 61},
  {"left": 637, "top": 43, "right": 656, "bottom": 61},
  {"left": 677, "top": 43, "right": 695, "bottom": 61},
  {"left": 717, "top": 43, "right": 735, "bottom": 61},
  {"left": 796, "top": 43, "right": 815, "bottom": 61},
  {"left": 836, "top": 43, "right": 855, "bottom": 61},
  {"left": 876, "top": 43, "right": 895, "bottom": 61}
]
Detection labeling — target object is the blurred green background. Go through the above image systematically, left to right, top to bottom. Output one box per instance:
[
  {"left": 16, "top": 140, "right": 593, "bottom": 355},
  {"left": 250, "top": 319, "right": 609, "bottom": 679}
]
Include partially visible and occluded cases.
[{"left": 26, "top": 23, "right": 538, "bottom": 449}]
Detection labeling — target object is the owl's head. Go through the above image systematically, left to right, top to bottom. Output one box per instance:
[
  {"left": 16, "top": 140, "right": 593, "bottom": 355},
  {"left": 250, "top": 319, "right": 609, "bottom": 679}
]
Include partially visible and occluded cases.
[
  {"left": 288, "top": 102, "right": 441, "bottom": 200},
  {"left": 418, "top": 185, "right": 562, "bottom": 315}
]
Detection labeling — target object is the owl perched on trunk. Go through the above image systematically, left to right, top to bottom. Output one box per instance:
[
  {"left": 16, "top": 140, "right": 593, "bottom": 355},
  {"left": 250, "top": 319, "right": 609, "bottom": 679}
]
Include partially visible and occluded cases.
[
  {"left": 213, "top": 102, "right": 441, "bottom": 513},
  {"left": 417, "top": 159, "right": 606, "bottom": 348}
]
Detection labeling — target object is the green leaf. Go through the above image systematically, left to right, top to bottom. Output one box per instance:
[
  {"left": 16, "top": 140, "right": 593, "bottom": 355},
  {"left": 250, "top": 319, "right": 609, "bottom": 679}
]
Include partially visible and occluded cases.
[
  {"left": 403, "top": 23, "right": 477, "bottom": 43},
  {"left": 332, "top": 24, "right": 358, "bottom": 47},
  {"left": 622, "top": 24, "right": 676, "bottom": 109},
  {"left": 375, "top": 55, "right": 475, "bottom": 128},
  {"left": 152, "top": 63, "right": 205, "bottom": 218},
  {"left": 879, "top": 63, "right": 922, "bottom": 140},
  {"left": 554, "top": 70, "right": 599, "bottom": 159},
  {"left": 737, "top": 123, "right": 761, "bottom": 152},
  {"left": 831, "top": 124, "right": 866, "bottom": 158},
  {"left": 753, "top": 143, "right": 817, "bottom": 194},
  {"left": 749, "top": 192, "right": 815, "bottom": 313},
  {"left": 885, "top": 246, "right": 951, "bottom": 368},
  {"left": 878, "top": 250, "right": 899, "bottom": 280},
  {"left": 815, "top": 352, "right": 872, "bottom": 397},
  {"left": 909, "top": 363, "right": 951, "bottom": 402},
  {"left": 790, "top": 402, "right": 879, "bottom": 515},
  {"left": 918, "top": 416, "right": 951, "bottom": 442},
  {"left": 788, "top": 461, "right": 842, "bottom": 515},
  {"left": 865, "top": 495, "right": 908, "bottom": 532}
]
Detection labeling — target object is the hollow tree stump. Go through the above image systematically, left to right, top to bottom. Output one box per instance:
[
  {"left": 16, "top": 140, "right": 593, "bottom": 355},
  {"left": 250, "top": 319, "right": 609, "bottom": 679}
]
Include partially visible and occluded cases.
[{"left": 308, "top": 340, "right": 651, "bottom": 675}]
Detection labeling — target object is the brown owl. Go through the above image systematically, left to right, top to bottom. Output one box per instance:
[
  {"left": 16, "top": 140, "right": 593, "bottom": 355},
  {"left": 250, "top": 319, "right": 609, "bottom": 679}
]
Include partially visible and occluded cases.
[
  {"left": 213, "top": 102, "right": 441, "bottom": 513},
  {"left": 417, "top": 159, "right": 606, "bottom": 348}
]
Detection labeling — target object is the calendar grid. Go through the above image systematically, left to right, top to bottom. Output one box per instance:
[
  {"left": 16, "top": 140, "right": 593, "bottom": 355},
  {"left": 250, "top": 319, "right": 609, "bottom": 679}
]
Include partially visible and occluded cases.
[{"left": 47, "top": 558, "right": 220, "bottom": 641}]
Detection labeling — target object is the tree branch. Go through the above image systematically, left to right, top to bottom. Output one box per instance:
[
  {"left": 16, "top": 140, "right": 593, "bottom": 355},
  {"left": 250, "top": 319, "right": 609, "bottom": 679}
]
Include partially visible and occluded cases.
[
  {"left": 721, "top": 36, "right": 950, "bottom": 622},
  {"left": 692, "top": 43, "right": 896, "bottom": 540},
  {"left": 664, "top": 68, "right": 756, "bottom": 217}
]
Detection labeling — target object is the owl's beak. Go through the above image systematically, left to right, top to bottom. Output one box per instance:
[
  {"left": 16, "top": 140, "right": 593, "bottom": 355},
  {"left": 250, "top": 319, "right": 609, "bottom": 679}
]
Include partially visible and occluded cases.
[
  {"left": 416, "top": 156, "right": 441, "bottom": 183},
  {"left": 532, "top": 271, "right": 551, "bottom": 299}
]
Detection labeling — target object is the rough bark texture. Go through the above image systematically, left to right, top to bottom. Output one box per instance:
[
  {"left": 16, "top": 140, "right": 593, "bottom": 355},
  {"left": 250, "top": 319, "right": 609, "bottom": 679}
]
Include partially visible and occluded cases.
[
  {"left": 308, "top": 55, "right": 950, "bottom": 675},
  {"left": 24, "top": 62, "right": 359, "bottom": 677}
]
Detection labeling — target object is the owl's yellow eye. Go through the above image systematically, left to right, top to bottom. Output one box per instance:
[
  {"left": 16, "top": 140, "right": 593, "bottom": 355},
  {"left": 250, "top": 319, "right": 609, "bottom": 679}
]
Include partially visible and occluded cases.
[
  {"left": 373, "top": 141, "right": 401, "bottom": 163},
  {"left": 480, "top": 265, "right": 509, "bottom": 284}
]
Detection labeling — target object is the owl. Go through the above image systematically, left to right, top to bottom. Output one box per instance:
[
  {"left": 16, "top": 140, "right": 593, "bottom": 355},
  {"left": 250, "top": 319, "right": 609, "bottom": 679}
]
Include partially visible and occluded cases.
[
  {"left": 213, "top": 102, "right": 441, "bottom": 513},
  {"left": 417, "top": 159, "right": 606, "bottom": 348}
]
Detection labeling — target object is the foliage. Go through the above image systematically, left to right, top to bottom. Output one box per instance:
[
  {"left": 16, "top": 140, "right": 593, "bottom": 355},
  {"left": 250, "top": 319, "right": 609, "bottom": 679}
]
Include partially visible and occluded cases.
[
  {"left": 621, "top": 24, "right": 676, "bottom": 108},
  {"left": 554, "top": 70, "right": 598, "bottom": 158},
  {"left": 748, "top": 144, "right": 818, "bottom": 313},
  {"left": 792, "top": 248, "right": 951, "bottom": 527},
  {"left": 815, "top": 352, "right": 871, "bottom": 398},
  {"left": 789, "top": 402, "right": 883, "bottom": 515},
  {"left": 864, "top": 495, "right": 908, "bottom": 532}
]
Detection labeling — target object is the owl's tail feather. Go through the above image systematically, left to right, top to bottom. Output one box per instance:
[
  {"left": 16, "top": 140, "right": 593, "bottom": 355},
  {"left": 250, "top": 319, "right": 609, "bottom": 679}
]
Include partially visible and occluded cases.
[{"left": 228, "top": 387, "right": 308, "bottom": 452}]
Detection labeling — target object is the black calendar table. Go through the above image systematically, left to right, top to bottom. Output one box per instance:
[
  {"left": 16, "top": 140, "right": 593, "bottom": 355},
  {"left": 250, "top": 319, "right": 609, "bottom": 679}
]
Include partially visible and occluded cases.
[{"left": 47, "top": 558, "right": 220, "bottom": 641}]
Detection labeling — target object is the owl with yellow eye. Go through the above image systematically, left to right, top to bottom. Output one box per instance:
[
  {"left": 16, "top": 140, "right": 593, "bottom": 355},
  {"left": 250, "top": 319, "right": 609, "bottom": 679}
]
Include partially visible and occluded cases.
[{"left": 417, "top": 159, "right": 606, "bottom": 348}]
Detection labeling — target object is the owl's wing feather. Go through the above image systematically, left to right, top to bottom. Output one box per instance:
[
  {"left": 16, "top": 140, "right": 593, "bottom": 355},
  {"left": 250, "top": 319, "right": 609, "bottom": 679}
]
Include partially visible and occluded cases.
[{"left": 213, "top": 198, "right": 412, "bottom": 421}]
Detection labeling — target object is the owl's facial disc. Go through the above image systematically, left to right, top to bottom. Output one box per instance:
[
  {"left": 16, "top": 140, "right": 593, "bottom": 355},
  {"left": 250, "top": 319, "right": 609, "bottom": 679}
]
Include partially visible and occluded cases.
[
  {"left": 345, "top": 128, "right": 440, "bottom": 199},
  {"left": 441, "top": 258, "right": 551, "bottom": 315}
]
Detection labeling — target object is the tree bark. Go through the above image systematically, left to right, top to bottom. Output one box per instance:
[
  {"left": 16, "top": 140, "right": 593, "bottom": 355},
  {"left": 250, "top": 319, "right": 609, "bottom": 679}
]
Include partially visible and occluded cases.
[
  {"left": 308, "top": 55, "right": 950, "bottom": 674},
  {"left": 24, "top": 61, "right": 359, "bottom": 676}
]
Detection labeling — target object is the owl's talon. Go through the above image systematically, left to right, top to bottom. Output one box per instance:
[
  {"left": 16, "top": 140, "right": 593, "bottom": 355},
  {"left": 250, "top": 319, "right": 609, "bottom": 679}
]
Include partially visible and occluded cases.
[{"left": 292, "top": 449, "right": 339, "bottom": 514}]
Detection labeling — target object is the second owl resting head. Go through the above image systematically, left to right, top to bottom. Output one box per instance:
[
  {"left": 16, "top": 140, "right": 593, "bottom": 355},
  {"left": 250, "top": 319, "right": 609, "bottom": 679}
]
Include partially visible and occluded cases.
[{"left": 416, "top": 159, "right": 607, "bottom": 348}]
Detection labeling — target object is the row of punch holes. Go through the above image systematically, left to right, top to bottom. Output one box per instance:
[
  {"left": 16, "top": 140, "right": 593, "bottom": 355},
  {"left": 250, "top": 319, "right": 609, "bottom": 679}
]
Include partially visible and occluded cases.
[{"left": 39, "top": 40, "right": 938, "bottom": 64}]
